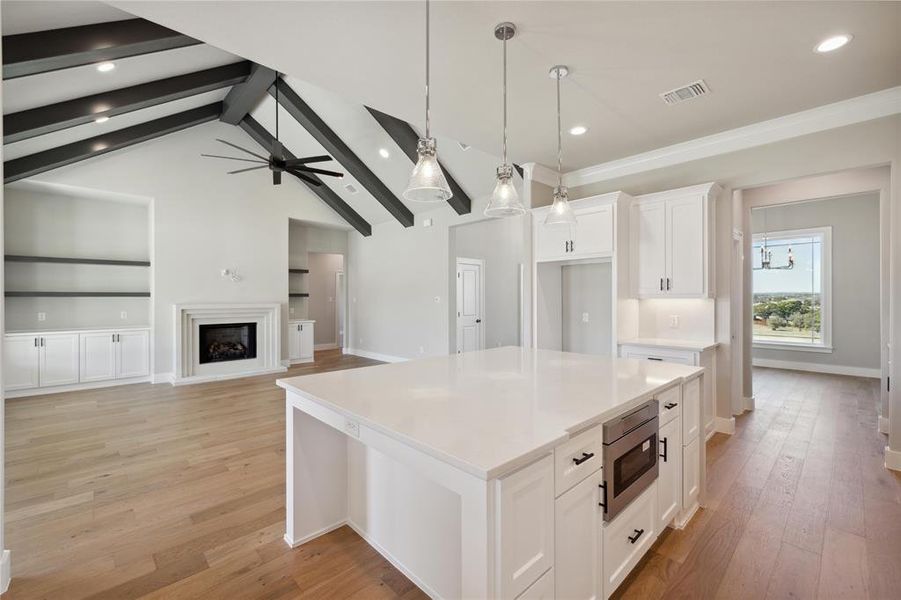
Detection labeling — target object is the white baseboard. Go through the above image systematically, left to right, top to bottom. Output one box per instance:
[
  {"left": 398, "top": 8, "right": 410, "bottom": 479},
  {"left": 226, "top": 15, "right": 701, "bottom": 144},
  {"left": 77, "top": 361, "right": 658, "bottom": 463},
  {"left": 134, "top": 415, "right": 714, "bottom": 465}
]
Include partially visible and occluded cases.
[
  {"left": 314, "top": 343, "right": 338, "bottom": 351},
  {"left": 343, "top": 347, "right": 408, "bottom": 363},
  {"left": 288, "top": 357, "right": 314, "bottom": 365},
  {"left": 752, "top": 358, "right": 880, "bottom": 379},
  {"left": 171, "top": 366, "right": 287, "bottom": 386},
  {"left": 152, "top": 372, "right": 174, "bottom": 384},
  {"left": 6, "top": 375, "right": 151, "bottom": 398},
  {"left": 743, "top": 396, "right": 756, "bottom": 412},
  {"left": 714, "top": 416, "right": 736, "bottom": 435},
  {"left": 879, "top": 416, "right": 890, "bottom": 435},
  {"left": 885, "top": 446, "right": 901, "bottom": 472},
  {"left": 674, "top": 502, "right": 700, "bottom": 530},
  {"left": 283, "top": 518, "right": 347, "bottom": 549},
  {"left": 346, "top": 519, "right": 441, "bottom": 600},
  {"left": 0, "top": 549, "right": 10, "bottom": 593}
]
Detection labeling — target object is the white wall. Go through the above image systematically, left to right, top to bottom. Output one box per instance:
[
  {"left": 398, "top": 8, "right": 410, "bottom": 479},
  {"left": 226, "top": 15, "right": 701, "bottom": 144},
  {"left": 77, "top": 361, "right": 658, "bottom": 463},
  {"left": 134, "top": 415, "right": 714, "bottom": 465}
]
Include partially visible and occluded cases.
[
  {"left": 28, "top": 121, "right": 349, "bottom": 375},
  {"left": 749, "top": 193, "right": 881, "bottom": 371},
  {"left": 288, "top": 221, "right": 348, "bottom": 324},
  {"left": 307, "top": 253, "right": 344, "bottom": 346},
  {"left": 562, "top": 262, "right": 612, "bottom": 355}
]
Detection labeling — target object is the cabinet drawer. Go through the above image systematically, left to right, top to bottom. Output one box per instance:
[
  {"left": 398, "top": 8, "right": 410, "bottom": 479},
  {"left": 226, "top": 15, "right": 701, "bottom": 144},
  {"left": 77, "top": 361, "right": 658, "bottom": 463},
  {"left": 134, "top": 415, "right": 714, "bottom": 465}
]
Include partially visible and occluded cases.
[
  {"left": 657, "top": 385, "right": 681, "bottom": 427},
  {"left": 554, "top": 424, "right": 602, "bottom": 497},
  {"left": 603, "top": 482, "right": 658, "bottom": 598},
  {"left": 516, "top": 567, "right": 554, "bottom": 599}
]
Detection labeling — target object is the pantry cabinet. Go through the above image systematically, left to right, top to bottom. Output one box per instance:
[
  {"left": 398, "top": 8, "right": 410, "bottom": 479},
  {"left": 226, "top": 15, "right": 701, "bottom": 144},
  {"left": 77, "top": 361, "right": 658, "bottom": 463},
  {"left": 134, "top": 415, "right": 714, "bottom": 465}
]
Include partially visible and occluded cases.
[{"left": 631, "top": 183, "right": 718, "bottom": 298}]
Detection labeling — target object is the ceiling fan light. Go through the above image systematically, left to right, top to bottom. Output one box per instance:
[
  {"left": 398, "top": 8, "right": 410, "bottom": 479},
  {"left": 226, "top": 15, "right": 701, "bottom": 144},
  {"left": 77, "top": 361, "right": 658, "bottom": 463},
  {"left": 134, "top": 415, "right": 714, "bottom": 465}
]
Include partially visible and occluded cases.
[
  {"left": 403, "top": 137, "right": 453, "bottom": 202},
  {"left": 485, "top": 164, "right": 525, "bottom": 217},
  {"left": 545, "top": 185, "right": 577, "bottom": 226}
]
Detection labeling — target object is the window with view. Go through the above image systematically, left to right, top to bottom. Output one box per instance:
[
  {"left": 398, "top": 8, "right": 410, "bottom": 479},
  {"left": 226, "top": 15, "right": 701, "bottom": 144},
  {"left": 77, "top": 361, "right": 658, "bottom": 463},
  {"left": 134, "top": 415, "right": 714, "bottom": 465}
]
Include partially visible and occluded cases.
[{"left": 751, "top": 226, "right": 831, "bottom": 350}]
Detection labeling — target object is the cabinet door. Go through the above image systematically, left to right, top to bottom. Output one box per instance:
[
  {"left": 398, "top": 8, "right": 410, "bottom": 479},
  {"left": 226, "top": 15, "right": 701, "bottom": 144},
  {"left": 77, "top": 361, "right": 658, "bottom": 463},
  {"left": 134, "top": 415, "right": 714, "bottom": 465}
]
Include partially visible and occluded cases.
[
  {"left": 666, "top": 195, "right": 705, "bottom": 295},
  {"left": 635, "top": 201, "right": 667, "bottom": 296},
  {"left": 572, "top": 205, "right": 613, "bottom": 257},
  {"left": 535, "top": 219, "right": 572, "bottom": 262},
  {"left": 299, "top": 323, "right": 314, "bottom": 359},
  {"left": 288, "top": 324, "right": 301, "bottom": 360},
  {"left": 117, "top": 330, "right": 150, "bottom": 378},
  {"left": 80, "top": 332, "right": 117, "bottom": 383},
  {"left": 39, "top": 334, "right": 79, "bottom": 387},
  {"left": 4, "top": 336, "right": 40, "bottom": 391},
  {"left": 682, "top": 376, "right": 701, "bottom": 444},
  {"left": 657, "top": 417, "right": 681, "bottom": 530},
  {"left": 683, "top": 436, "right": 700, "bottom": 510},
  {"left": 498, "top": 455, "right": 554, "bottom": 599},
  {"left": 555, "top": 470, "right": 603, "bottom": 600},
  {"left": 519, "top": 568, "right": 555, "bottom": 599}
]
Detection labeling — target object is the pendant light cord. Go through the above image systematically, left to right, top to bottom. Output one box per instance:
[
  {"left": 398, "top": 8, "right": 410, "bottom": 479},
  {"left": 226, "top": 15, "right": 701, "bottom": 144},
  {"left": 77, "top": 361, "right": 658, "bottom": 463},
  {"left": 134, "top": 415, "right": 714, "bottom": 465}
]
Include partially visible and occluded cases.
[
  {"left": 425, "top": 0, "right": 431, "bottom": 139},
  {"left": 502, "top": 33, "right": 508, "bottom": 166},
  {"left": 556, "top": 69, "right": 563, "bottom": 187},
  {"left": 275, "top": 74, "right": 279, "bottom": 141}
]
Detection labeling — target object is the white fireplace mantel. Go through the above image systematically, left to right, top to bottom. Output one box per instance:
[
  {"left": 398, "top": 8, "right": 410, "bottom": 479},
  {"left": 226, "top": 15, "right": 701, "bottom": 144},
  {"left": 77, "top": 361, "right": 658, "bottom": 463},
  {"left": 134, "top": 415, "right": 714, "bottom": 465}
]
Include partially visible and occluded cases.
[{"left": 173, "top": 302, "right": 286, "bottom": 385}]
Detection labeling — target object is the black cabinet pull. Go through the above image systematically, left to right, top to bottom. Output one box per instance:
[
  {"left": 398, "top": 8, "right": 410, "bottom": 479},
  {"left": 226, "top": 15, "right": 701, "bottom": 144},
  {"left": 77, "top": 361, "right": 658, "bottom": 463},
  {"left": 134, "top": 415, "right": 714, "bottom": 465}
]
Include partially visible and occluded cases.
[
  {"left": 571, "top": 240, "right": 575, "bottom": 252},
  {"left": 659, "top": 277, "right": 664, "bottom": 291},
  {"left": 666, "top": 277, "right": 671, "bottom": 290},
  {"left": 34, "top": 337, "right": 38, "bottom": 347},
  {"left": 647, "top": 357, "right": 663, "bottom": 361},
  {"left": 664, "top": 402, "right": 678, "bottom": 410},
  {"left": 660, "top": 437, "right": 668, "bottom": 462},
  {"left": 572, "top": 451, "right": 595, "bottom": 466},
  {"left": 598, "top": 482, "right": 608, "bottom": 512},
  {"left": 628, "top": 528, "right": 645, "bottom": 544}
]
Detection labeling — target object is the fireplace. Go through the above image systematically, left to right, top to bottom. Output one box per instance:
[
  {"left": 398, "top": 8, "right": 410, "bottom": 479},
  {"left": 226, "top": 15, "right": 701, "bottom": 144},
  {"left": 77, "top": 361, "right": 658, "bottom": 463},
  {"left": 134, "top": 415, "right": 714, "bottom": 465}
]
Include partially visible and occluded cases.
[{"left": 198, "top": 322, "right": 257, "bottom": 364}]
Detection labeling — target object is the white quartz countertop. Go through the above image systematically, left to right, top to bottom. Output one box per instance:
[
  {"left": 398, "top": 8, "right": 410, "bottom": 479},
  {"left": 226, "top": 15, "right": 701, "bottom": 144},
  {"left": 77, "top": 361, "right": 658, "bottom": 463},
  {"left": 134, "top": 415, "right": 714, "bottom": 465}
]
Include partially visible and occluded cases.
[
  {"left": 619, "top": 338, "right": 719, "bottom": 352},
  {"left": 277, "top": 347, "right": 703, "bottom": 480}
]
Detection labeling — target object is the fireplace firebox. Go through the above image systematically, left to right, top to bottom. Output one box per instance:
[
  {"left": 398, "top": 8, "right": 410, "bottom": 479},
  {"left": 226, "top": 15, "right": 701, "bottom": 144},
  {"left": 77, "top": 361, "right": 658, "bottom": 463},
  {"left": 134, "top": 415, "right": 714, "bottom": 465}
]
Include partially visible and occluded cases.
[{"left": 198, "top": 322, "right": 257, "bottom": 364}]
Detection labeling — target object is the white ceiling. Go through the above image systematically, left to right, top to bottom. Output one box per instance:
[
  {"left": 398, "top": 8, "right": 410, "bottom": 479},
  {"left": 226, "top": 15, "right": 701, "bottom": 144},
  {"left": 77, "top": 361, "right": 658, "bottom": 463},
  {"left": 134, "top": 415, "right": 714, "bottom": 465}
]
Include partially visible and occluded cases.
[
  {"left": 1, "top": 0, "right": 130, "bottom": 34},
  {"left": 108, "top": 1, "right": 901, "bottom": 170}
]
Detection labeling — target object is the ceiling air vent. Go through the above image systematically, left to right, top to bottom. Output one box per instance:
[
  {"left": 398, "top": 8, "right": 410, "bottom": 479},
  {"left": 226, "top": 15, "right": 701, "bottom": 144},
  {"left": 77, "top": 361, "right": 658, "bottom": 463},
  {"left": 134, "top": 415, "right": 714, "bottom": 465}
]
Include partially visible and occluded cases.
[
  {"left": 660, "top": 79, "right": 710, "bottom": 105},
  {"left": 344, "top": 183, "right": 358, "bottom": 194}
]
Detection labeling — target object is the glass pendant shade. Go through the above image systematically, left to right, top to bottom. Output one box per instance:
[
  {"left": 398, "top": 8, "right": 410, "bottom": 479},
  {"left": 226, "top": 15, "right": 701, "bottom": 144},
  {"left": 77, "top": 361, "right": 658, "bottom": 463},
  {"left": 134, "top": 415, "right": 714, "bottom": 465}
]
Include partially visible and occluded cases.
[
  {"left": 403, "top": 137, "right": 453, "bottom": 202},
  {"left": 485, "top": 164, "right": 525, "bottom": 217},
  {"left": 544, "top": 185, "right": 577, "bottom": 226}
]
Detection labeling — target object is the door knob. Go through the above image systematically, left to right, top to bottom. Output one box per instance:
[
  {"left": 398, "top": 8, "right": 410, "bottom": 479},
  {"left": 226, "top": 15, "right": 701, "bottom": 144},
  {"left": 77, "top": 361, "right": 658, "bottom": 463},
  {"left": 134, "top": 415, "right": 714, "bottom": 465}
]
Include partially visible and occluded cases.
[{"left": 476, "top": 319, "right": 481, "bottom": 323}]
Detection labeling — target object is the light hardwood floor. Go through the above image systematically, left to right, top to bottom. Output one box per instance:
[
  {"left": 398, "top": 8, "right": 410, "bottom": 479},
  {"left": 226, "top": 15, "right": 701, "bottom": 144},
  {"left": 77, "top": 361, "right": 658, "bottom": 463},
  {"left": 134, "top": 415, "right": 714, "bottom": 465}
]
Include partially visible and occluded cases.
[{"left": 4, "top": 360, "right": 898, "bottom": 599}]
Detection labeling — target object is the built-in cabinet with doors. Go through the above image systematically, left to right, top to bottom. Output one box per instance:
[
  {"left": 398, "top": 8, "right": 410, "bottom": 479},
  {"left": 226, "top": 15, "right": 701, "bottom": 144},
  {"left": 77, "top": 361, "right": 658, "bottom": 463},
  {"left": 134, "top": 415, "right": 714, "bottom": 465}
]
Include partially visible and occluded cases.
[
  {"left": 631, "top": 183, "right": 718, "bottom": 298},
  {"left": 534, "top": 198, "right": 615, "bottom": 262},
  {"left": 287, "top": 320, "right": 315, "bottom": 364},
  {"left": 4, "top": 328, "right": 150, "bottom": 396}
]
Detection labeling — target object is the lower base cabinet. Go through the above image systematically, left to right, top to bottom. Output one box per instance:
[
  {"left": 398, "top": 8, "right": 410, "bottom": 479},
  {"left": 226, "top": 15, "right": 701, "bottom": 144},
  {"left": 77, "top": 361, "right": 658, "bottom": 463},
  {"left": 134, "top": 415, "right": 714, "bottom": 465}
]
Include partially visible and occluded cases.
[
  {"left": 287, "top": 320, "right": 315, "bottom": 363},
  {"left": 81, "top": 330, "right": 150, "bottom": 382},
  {"left": 657, "top": 415, "right": 682, "bottom": 530},
  {"left": 683, "top": 435, "right": 700, "bottom": 510},
  {"left": 555, "top": 470, "right": 603, "bottom": 600},
  {"left": 603, "top": 482, "right": 658, "bottom": 598},
  {"left": 518, "top": 568, "right": 555, "bottom": 599}
]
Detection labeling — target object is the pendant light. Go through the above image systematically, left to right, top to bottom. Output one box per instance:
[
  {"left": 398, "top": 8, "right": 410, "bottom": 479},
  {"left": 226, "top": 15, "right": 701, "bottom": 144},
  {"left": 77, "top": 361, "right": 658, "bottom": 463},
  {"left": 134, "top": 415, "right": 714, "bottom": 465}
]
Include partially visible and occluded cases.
[
  {"left": 403, "top": 0, "right": 453, "bottom": 203},
  {"left": 484, "top": 22, "right": 525, "bottom": 217},
  {"left": 544, "top": 65, "right": 577, "bottom": 227}
]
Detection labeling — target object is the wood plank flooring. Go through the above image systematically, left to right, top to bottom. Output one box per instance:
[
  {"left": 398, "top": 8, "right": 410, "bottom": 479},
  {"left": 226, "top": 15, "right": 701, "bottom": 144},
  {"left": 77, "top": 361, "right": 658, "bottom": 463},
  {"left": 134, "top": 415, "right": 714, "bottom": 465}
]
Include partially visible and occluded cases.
[{"left": 4, "top": 361, "right": 898, "bottom": 599}]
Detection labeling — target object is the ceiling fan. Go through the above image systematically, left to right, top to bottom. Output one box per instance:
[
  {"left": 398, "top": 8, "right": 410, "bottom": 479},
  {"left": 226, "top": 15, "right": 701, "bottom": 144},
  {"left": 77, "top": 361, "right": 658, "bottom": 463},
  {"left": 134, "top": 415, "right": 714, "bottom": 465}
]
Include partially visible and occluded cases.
[{"left": 202, "top": 78, "right": 343, "bottom": 187}]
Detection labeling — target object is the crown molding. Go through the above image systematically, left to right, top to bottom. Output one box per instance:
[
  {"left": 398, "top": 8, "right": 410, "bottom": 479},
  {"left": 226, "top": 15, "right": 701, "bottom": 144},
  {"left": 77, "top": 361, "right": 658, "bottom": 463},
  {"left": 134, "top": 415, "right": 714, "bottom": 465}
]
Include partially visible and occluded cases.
[
  {"left": 563, "top": 85, "right": 901, "bottom": 189},
  {"left": 521, "top": 162, "right": 559, "bottom": 188}
]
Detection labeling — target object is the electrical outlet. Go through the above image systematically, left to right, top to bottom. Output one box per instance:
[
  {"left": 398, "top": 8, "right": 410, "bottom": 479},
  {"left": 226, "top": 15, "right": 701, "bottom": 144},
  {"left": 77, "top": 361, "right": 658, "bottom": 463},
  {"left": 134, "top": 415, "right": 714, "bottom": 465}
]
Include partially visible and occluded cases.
[
  {"left": 433, "top": 296, "right": 440, "bottom": 303},
  {"left": 120, "top": 311, "right": 128, "bottom": 320},
  {"left": 37, "top": 312, "right": 46, "bottom": 322},
  {"left": 582, "top": 312, "right": 590, "bottom": 323},
  {"left": 670, "top": 315, "right": 680, "bottom": 328},
  {"left": 419, "top": 346, "right": 425, "bottom": 355}
]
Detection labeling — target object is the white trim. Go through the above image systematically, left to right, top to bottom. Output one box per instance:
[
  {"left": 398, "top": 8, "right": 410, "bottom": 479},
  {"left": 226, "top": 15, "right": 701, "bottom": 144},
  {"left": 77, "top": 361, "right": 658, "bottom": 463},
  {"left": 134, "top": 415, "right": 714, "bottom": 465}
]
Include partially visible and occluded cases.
[
  {"left": 563, "top": 86, "right": 901, "bottom": 187},
  {"left": 522, "top": 162, "right": 558, "bottom": 188},
  {"left": 753, "top": 341, "right": 833, "bottom": 353},
  {"left": 314, "top": 343, "right": 338, "bottom": 351},
  {"left": 343, "top": 347, "right": 408, "bottom": 363},
  {"left": 753, "top": 357, "right": 880, "bottom": 379},
  {"left": 170, "top": 366, "right": 287, "bottom": 386},
  {"left": 151, "top": 372, "right": 174, "bottom": 384},
  {"left": 5, "top": 375, "right": 151, "bottom": 398},
  {"left": 743, "top": 396, "right": 756, "bottom": 412},
  {"left": 714, "top": 416, "right": 736, "bottom": 435},
  {"left": 879, "top": 416, "right": 890, "bottom": 435},
  {"left": 885, "top": 446, "right": 901, "bottom": 472},
  {"left": 283, "top": 518, "right": 347, "bottom": 548},
  {"left": 346, "top": 519, "right": 442, "bottom": 600},
  {"left": 0, "top": 550, "right": 10, "bottom": 594}
]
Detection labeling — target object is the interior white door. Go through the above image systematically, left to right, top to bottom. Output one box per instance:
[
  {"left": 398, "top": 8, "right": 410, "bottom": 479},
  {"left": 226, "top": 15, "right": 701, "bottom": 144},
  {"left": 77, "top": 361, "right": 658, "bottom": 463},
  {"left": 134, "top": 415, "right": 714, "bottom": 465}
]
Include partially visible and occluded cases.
[
  {"left": 666, "top": 195, "right": 705, "bottom": 295},
  {"left": 635, "top": 201, "right": 667, "bottom": 296},
  {"left": 572, "top": 205, "right": 613, "bottom": 257},
  {"left": 456, "top": 259, "right": 482, "bottom": 354},
  {"left": 117, "top": 330, "right": 150, "bottom": 378},
  {"left": 80, "top": 332, "right": 117, "bottom": 383},
  {"left": 39, "top": 333, "right": 79, "bottom": 387},
  {"left": 4, "top": 336, "right": 40, "bottom": 391},
  {"left": 555, "top": 470, "right": 603, "bottom": 600}
]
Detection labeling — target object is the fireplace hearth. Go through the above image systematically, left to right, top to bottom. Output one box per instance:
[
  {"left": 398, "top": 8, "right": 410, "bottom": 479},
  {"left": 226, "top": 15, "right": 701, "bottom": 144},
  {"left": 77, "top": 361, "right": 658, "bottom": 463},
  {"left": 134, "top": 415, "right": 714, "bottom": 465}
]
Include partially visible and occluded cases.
[{"left": 198, "top": 322, "right": 257, "bottom": 364}]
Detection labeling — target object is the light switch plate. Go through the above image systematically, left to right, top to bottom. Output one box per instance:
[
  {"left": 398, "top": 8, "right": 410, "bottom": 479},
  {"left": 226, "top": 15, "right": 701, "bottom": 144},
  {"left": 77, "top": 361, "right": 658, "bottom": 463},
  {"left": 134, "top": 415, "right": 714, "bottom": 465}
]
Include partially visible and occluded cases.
[
  {"left": 37, "top": 312, "right": 46, "bottom": 321},
  {"left": 582, "top": 312, "right": 590, "bottom": 323},
  {"left": 670, "top": 315, "right": 680, "bottom": 328}
]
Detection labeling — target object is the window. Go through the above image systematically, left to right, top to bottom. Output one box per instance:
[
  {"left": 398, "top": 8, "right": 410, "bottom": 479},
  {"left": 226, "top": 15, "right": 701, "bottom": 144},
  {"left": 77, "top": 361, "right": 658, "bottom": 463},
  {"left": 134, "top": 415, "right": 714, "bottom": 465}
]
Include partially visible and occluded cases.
[{"left": 751, "top": 226, "right": 831, "bottom": 351}]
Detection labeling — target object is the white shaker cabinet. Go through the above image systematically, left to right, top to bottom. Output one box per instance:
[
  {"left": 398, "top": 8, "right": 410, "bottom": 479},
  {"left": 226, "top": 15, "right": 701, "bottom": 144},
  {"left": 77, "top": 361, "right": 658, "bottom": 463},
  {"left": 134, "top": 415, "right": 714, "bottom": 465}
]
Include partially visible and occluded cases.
[
  {"left": 631, "top": 183, "right": 719, "bottom": 298},
  {"left": 533, "top": 193, "right": 623, "bottom": 263},
  {"left": 287, "top": 320, "right": 315, "bottom": 364},
  {"left": 81, "top": 329, "right": 150, "bottom": 382},
  {"left": 117, "top": 330, "right": 150, "bottom": 378},
  {"left": 4, "top": 333, "right": 79, "bottom": 391},
  {"left": 39, "top": 334, "right": 80, "bottom": 387},
  {"left": 4, "top": 335, "right": 41, "bottom": 391},
  {"left": 657, "top": 415, "right": 682, "bottom": 531},
  {"left": 555, "top": 469, "right": 603, "bottom": 600}
]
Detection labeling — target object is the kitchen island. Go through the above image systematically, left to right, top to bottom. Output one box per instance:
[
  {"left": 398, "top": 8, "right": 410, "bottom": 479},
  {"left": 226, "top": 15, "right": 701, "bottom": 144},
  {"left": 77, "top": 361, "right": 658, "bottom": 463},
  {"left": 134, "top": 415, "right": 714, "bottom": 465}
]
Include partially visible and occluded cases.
[{"left": 277, "top": 347, "right": 705, "bottom": 599}]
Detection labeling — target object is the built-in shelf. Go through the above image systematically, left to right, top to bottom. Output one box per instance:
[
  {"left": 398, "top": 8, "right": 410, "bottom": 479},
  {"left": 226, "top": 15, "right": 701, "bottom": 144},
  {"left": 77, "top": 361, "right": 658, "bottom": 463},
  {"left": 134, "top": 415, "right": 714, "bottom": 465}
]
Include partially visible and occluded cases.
[
  {"left": 5, "top": 255, "right": 151, "bottom": 267},
  {"left": 289, "top": 268, "right": 309, "bottom": 274},
  {"left": 5, "top": 291, "right": 151, "bottom": 298},
  {"left": 289, "top": 293, "right": 310, "bottom": 298}
]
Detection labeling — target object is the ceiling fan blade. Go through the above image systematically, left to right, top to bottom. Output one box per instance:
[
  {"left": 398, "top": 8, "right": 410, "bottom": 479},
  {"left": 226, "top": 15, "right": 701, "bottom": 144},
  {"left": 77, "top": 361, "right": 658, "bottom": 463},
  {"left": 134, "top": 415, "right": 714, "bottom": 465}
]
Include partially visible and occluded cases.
[
  {"left": 216, "top": 139, "right": 269, "bottom": 161},
  {"left": 271, "top": 139, "right": 284, "bottom": 161},
  {"left": 201, "top": 154, "right": 267, "bottom": 164},
  {"left": 284, "top": 155, "right": 333, "bottom": 165},
  {"left": 227, "top": 165, "right": 269, "bottom": 175},
  {"left": 290, "top": 166, "right": 344, "bottom": 178},
  {"left": 287, "top": 169, "right": 322, "bottom": 187},
  {"left": 273, "top": 170, "right": 282, "bottom": 185}
]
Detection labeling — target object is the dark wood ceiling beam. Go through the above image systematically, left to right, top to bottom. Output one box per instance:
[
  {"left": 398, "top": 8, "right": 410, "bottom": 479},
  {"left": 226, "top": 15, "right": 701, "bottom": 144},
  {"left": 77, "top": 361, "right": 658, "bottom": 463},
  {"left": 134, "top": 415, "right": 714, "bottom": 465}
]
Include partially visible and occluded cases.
[
  {"left": 3, "top": 18, "right": 201, "bottom": 80},
  {"left": 4, "top": 62, "right": 250, "bottom": 144},
  {"left": 220, "top": 63, "right": 277, "bottom": 125},
  {"left": 271, "top": 79, "right": 414, "bottom": 228},
  {"left": 4, "top": 102, "right": 221, "bottom": 183},
  {"left": 365, "top": 106, "right": 471, "bottom": 215},
  {"left": 239, "top": 116, "right": 372, "bottom": 237}
]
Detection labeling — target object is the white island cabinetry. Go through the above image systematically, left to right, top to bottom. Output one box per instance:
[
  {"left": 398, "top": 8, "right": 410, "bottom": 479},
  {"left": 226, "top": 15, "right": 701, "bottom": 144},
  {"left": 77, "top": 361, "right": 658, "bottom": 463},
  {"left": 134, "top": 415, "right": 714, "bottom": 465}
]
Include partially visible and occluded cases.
[{"left": 279, "top": 348, "right": 705, "bottom": 599}]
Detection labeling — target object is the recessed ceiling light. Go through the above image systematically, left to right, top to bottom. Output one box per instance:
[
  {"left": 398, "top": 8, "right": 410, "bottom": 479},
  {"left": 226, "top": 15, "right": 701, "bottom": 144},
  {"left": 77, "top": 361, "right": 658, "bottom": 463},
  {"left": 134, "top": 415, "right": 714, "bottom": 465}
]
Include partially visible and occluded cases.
[
  {"left": 815, "top": 34, "right": 852, "bottom": 53},
  {"left": 96, "top": 62, "right": 116, "bottom": 72},
  {"left": 94, "top": 116, "right": 109, "bottom": 124},
  {"left": 569, "top": 125, "right": 588, "bottom": 136},
  {"left": 458, "top": 141, "right": 470, "bottom": 151},
  {"left": 378, "top": 148, "right": 390, "bottom": 159}
]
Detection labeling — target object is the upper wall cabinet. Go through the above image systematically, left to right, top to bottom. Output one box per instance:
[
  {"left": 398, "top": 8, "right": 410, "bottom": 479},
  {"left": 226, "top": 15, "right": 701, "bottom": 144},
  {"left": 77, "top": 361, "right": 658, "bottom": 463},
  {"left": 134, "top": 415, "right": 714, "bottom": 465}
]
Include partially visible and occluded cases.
[
  {"left": 631, "top": 183, "right": 719, "bottom": 298},
  {"left": 532, "top": 192, "right": 627, "bottom": 262}
]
